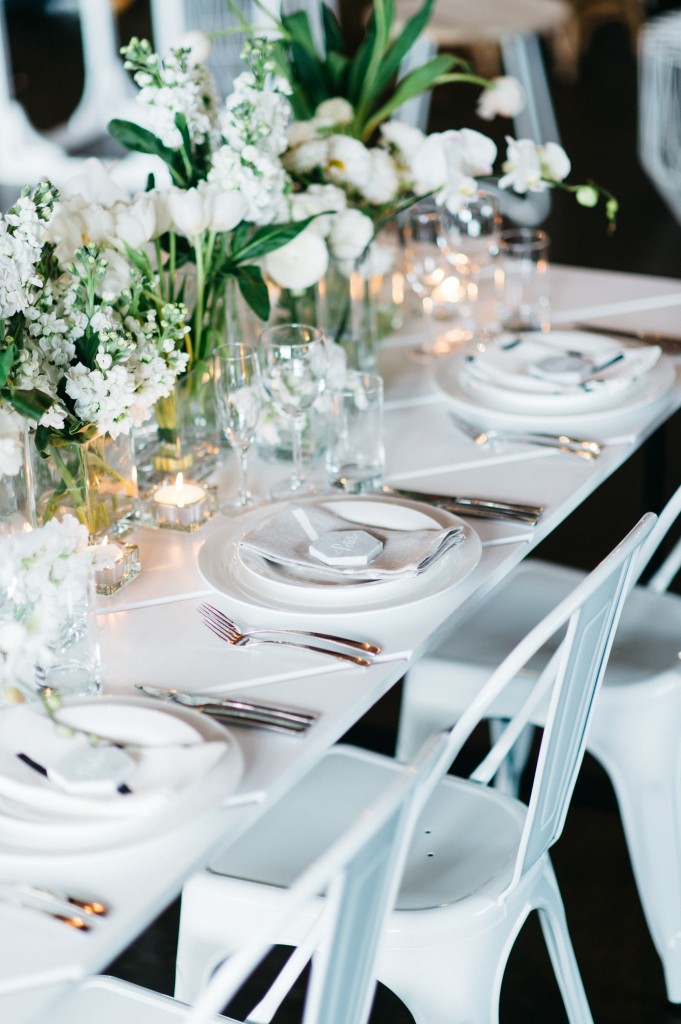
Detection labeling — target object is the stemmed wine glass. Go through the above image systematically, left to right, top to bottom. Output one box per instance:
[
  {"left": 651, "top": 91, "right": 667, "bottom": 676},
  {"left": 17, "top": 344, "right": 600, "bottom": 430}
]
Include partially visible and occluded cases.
[
  {"left": 436, "top": 191, "right": 500, "bottom": 335},
  {"left": 402, "top": 198, "right": 459, "bottom": 359},
  {"left": 258, "top": 323, "right": 328, "bottom": 498},
  {"left": 214, "top": 343, "right": 263, "bottom": 513}
]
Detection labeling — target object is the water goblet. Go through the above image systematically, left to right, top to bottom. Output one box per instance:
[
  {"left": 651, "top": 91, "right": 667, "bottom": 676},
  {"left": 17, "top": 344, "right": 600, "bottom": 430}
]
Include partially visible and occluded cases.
[
  {"left": 436, "top": 191, "right": 500, "bottom": 335},
  {"left": 258, "top": 323, "right": 328, "bottom": 498},
  {"left": 214, "top": 344, "right": 263, "bottom": 513}
]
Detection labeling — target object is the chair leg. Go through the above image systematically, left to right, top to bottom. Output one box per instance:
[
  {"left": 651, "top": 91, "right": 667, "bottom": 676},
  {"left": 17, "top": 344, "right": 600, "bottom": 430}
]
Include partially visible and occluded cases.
[
  {"left": 589, "top": 700, "right": 681, "bottom": 1002},
  {"left": 535, "top": 861, "right": 594, "bottom": 1024}
]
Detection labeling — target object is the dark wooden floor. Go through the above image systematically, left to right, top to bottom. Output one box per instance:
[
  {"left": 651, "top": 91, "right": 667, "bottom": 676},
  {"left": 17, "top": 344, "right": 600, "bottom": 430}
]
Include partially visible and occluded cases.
[{"left": 9, "top": 2, "right": 681, "bottom": 1019}]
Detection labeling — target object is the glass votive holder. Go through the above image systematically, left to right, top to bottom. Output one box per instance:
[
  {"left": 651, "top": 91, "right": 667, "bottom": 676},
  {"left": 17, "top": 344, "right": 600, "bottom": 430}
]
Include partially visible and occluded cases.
[
  {"left": 496, "top": 228, "right": 551, "bottom": 332},
  {"left": 151, "top": 472, "right": 212, "bottom": 532},
  {"left": 91, "top": 537, "right": 141, "bottom": 596},
  {"left": 38, "top": 573, "right": 101, "bottom": 698}
]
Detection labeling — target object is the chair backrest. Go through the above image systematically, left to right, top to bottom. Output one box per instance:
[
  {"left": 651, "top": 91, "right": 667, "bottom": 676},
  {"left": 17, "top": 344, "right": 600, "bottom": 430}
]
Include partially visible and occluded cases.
[
  {"left": 633, "top": 480, "right": 681, "bottom": 592},
  {"left": 408, "top": 513, "right": 656, "bottom": 895},
  {"left": 181, "top": 729, "right": 448, "bottom": 1024}
]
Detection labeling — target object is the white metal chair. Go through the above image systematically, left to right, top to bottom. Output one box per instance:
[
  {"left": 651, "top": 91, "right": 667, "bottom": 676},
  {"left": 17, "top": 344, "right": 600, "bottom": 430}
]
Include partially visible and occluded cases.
[
  {"left": 639, "top": 10, "right": 681, "bottom": 225},
  {"left": 397, "top": 483, "right": 681, "bottom": 1003},
  {"left": 175, "top": 514, "right": 654, "bottom": 1023},
  {"left": 46, "top": 723, "right": 444, "bottom": 1024}
]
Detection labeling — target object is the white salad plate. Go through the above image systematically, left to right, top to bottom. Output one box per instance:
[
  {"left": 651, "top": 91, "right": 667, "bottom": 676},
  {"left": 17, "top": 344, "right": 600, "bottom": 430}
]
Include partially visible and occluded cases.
[
  {"left": 198, "top": 495, "right": 482, "bottom": 615},
  {"left": 0, "top": 696, "right": 243, "bottom": 852}
]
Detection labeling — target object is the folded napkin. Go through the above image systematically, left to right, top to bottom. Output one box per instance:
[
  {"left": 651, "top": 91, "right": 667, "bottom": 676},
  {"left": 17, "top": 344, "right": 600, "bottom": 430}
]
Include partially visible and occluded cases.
[
  {"left": 464, "top": 333, "right": 661, "bottom": 396},
  {"left": 240, "top": 504, "right": 464, "bottom": 582},
  {"left": 0, "top": 702, "right": 227, "bottom": 820}
]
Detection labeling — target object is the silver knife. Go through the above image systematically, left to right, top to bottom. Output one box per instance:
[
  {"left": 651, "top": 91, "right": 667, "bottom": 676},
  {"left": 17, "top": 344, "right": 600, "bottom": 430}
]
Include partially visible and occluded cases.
[
  {"left": 574, "top": 323, "right": 681, "bottom": 354},
  {"left": 380, "top": 485, "right": 543, "bottom": 524},
  {"left": 136, "top": 685, "right": 318, "bottom": 731}
]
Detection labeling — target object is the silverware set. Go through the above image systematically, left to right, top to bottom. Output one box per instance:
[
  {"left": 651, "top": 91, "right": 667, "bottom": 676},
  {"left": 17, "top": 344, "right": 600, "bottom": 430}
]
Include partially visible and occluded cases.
[
  {"left": 450, "top": 413, "right": 602, "bottom": 460},
  {"left": 197, "top": 603, "right": 379, "bottom": 667},
  {"left": 0, "top": 882, "right": 108, "bottom": 931}
]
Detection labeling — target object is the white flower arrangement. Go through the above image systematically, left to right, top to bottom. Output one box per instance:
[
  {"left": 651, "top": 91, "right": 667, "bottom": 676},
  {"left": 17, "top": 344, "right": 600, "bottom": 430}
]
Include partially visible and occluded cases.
[{"left": 0, "top": 516, "right": 92, "bottom": 702}]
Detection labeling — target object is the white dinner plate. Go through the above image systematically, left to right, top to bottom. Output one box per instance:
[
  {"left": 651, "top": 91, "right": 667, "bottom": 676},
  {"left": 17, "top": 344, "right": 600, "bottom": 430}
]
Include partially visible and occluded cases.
[
  {"left": 461, "top": 331, "right": 662, "bottom": 414},
  {"left": 433, "top": 346, "right": 676, "bottom": 434},
  {"left": 198, "top": 495, "right": 482, "bottom": 615},
  {"left": 0, "top": 696, "right": 243, "bottom": 852}
]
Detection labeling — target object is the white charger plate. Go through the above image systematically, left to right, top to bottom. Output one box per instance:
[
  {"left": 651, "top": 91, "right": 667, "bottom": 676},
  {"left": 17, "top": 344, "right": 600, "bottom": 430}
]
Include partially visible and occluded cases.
[
  {"left": 461, "top": 331, "right": 662, "bottom": 414},
  {"left": 434, "top": 347, "right": 676, "bottom": 434},
  {"left": 198, "top": 495, "right": 482, "bottom": 615},
  {"left": 0, "top": 696, "right": 243, "bottom": 852}
]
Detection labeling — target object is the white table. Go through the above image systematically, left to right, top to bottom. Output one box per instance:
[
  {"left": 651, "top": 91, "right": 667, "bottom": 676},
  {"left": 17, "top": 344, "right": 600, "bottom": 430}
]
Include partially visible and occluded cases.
[{"left": 3, "top": 263, "right": 681, "bottom": 1023}]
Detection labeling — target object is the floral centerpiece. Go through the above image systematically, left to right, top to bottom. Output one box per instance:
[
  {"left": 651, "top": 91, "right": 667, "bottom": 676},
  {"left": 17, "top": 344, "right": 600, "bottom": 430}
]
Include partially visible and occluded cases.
[{"left": 0, "top": 516, "right": 96, "bottom": 704}]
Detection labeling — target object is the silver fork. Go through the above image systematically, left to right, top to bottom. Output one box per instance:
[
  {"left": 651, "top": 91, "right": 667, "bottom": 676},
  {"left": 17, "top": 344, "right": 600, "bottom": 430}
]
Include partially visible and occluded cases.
[
  {"left": 450, "top": 414, "right": 602, "bottom": 459},
  {"left": 197, "top": 604, "right": 377, "bottom": 667}
]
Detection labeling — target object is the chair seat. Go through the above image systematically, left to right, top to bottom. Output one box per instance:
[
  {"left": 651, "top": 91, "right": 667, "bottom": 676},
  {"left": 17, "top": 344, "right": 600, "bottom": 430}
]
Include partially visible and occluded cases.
[
  {"left": 394, "top": 0, "right": 570, "bottom": 44},
  {"left": 209, "top": 746, "right": 525, "bottom": 915}
]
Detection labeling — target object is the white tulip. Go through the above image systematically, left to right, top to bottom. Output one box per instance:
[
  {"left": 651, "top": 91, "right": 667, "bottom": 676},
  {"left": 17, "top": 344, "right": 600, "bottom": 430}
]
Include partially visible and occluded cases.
[
  {"left": 201, "top": 184, "right": 247, "bottom": 232},
  {"left": 165, "top": 187, "right": 211, "bottom": 237},
  {"left": 115, "top": 194, "right": 158, "bottom": 249},
  {"left": 263, "top": 228, "right": 329, "bottom": 291}
]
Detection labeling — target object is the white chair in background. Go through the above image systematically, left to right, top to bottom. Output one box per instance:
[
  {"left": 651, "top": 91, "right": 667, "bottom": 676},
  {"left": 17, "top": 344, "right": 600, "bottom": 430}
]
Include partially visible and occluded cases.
[
  {"left": 393, "top": 0, "right": 570, "bottom": 225},
  {"left": 639, "top": 11, "right": 681, "bottom": 225},
  {"left": 397, "top": 482, "right": 681, "bottom": 1004},
  {"left": 175, "top": 514, "right": 654, "bottom": 1023},
  {"left": 47, "top": 723, "right": 442, "bottom": 1024}
]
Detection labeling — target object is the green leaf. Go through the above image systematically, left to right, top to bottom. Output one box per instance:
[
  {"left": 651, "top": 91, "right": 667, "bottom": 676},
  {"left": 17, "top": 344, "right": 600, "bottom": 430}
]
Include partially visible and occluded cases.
[
  {"left": 354, "top": 0, "right": 392, "bottom": 118},
  {"left": 374, "top": 0, "right": 434, "bottom": 97},
  {"left": 321, "top": 3, "right": 346, "bottom": 56},
  {"left": 281, "top": 10, "right": 318, "bottom": 59},
  {"left": 347, "top": 10, "right": 379, "bottom": 104},
  {"left": 326, "top": 51, "right": 351, "bottom": 95},
  {"left": 362, "top": 54, "right": 457, "bottom": 139},
  {"left": 174, "top": 112, "right": 193, "bottom": 157},
  {"left": 108, "top": 119, "right": 177, "bottom": 166},
  {"left": 231, "top": 218, "right": 314, "bottom": 264},
  {"left": 235, "top": 265, "right": 270, "bottom": 321},
  {"left": 74, "top": 327, "right": 100, "bottom": 371},
  {"left": 0, "top": 344, "right": 14, "bottom": 388},
  {"left": 8, "top": 388, "right": 53, "bottom": 422}
]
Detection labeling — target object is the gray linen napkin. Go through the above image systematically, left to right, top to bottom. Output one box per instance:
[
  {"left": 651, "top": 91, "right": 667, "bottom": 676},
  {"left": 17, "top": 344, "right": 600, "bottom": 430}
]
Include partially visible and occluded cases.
[{"left": 240, "top": 504, "right": 464, "bottom": 581}]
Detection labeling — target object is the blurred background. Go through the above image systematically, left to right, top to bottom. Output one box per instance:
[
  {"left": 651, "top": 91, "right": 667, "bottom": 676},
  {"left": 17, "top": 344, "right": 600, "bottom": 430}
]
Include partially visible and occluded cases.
[{"left": 5, "top": 3, "right": 681, "bottom": 1020}]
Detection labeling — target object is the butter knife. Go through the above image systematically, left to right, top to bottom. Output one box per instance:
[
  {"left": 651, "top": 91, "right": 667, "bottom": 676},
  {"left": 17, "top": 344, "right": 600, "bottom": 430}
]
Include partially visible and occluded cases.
[
  {"left": 574, "top": 323, "right": 681, "bottom": 354},
  {"left": 379, "top": 486, "right": 543, "bottom": 524}
]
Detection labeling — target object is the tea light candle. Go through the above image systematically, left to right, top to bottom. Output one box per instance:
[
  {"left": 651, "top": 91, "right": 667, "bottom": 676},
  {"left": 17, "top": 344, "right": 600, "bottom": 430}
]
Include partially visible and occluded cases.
[
  {"left": 431, "top": 275, "right": 462, "bottom": 306},
  {"left": 152, "top": 472, "right": 208, "bottom": 532},
  {"left": 92, "top": 538, "right": 139, "bottom": 596}
]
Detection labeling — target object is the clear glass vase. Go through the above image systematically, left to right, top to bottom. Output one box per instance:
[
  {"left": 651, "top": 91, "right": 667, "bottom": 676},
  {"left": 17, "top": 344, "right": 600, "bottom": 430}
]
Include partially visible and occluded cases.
[
  {"left": 0, "top": 420, "right": 37, "bottom": 537},
  {"left": 35, "top": 433, "right": 139, "bottom": 541}
]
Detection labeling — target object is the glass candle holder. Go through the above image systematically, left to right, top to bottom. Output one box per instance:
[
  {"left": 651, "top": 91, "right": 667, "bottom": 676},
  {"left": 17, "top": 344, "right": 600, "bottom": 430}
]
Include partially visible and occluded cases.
[
  {"left": 151, "top": 473, "right": 211, "bottom": 532},
  {"left": 91, "top": 538, "right": 141, "bottom": 596}
]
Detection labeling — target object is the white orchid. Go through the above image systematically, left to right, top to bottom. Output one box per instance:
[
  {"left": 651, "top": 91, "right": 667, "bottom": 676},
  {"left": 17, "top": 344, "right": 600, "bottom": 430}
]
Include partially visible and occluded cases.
[
  {"left": 476, "top": 76, "right": 526, "bottom": 121},
  {"left": 499, "top": 137, "right": 571, "bottom": 194}
]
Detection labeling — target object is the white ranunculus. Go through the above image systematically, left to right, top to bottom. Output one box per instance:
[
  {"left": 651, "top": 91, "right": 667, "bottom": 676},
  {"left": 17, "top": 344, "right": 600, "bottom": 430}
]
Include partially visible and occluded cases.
[
  {"left": 476, "top": 76, "right": 526, "bottom": 121},
  {"left": 314, "top": 97, "right": 354, "bottom": 126},
  {"left": 286, "top": 120, "right": 320, "bottom": 148},
  {"left": 380, "top": 120, "right": 427, "bottom": 161},
  {"left": 324, "top": 135, "right": 372, "bottom": 192},
  {"left": 498, "top": 137, "right": 544, "bottom": 193},
  {"left": 284, "top": 138, "right": 329, "bottom": 175},
  {"left": 539, "top": 141, "right": 571, "bottom": 183},
  {"left": 361, "top": 149, "right": 400, "bottom": 205},
  {"left": 288, "top": 184, "right": 347, "bottom": 237},
  {"left": 327, "top": 208, "right": 374, "bottom": 262},
  {"left": 263, "top": 228, "right": 329, "bottom": 290}
]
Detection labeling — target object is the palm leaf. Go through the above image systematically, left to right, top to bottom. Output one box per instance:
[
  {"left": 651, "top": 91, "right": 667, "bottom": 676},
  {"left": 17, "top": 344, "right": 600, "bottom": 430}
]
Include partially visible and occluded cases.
[
  {"left": 373, "top": 0, "right": 434, "bottom": 97},
  {"left": 321, "top": 3, "right": 346, "bottom": 56},
  {"left": 361, "top": 54, "right": 457, "bottom": 139},
  {"left": 231, "top": 218, "right": 314, "bottom": 264},
  {"left": 0, "top": 344, "right": 14, "bottom": 388}
]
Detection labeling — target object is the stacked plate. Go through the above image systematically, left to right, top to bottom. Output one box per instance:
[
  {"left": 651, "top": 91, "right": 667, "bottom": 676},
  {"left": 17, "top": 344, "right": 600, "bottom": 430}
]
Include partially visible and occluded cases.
[
  {"left": 434, "top": 330, "right": 675, "bottom": 434},
  {"left": 198, "top": 495, "right": 482, "bottom": 616},
  {"left": 0, "top": 696, "right": 243, "bottom": 852}
]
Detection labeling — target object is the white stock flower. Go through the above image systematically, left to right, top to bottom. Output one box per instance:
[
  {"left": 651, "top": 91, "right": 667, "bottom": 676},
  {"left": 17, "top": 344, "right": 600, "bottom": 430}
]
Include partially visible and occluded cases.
[
  {"left": 476, "top": 76, "right": 526, "bottom": 121},
  {"left": 314, "top": 97, "right": 354, "bottom": 126},
  {"left": 324, "top": 135, "right": 372, "bottom": 192},
  {"left": 328, "top": 208, "right": 374, "bottom": 262},
  {"left": 263, "top": 228, "right": 329, "bottom": 290}
]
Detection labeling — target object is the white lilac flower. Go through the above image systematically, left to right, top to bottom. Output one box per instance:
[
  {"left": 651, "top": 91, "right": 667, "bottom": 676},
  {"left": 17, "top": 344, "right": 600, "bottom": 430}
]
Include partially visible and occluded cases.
[
  {"left": 476, "top": 76, "right": 526, "bottom": 121},
  {"left": 323, "top": 135, "right": 372, "bottom": 193},
  {"left": 327, "top": 208, "right": 374, "bottom": 262},
  {"left": 263, "top": 228, "right": 329, "bottom": 290}
]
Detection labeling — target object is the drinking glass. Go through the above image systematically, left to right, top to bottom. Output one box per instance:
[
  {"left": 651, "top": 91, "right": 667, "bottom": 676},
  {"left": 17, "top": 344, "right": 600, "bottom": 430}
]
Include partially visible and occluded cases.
[
  {"left": 437, "top": 191, "right": 500, "bottom": 335},
  {"left": 258, "top": 323, "right": 328, "bottom": 498},
  {"left": 214, "top": 344, "right": 263, "bottom": 513}
]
